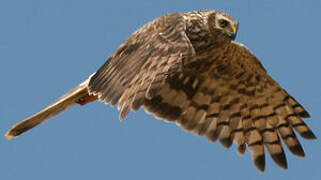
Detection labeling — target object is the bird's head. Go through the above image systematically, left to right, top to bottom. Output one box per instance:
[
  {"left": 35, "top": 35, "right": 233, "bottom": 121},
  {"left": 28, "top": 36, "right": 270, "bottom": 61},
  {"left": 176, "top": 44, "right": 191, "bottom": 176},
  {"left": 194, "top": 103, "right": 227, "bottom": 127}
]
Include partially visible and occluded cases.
[{"left": 207, "top": 11, "right": 239, "bottom": 43}]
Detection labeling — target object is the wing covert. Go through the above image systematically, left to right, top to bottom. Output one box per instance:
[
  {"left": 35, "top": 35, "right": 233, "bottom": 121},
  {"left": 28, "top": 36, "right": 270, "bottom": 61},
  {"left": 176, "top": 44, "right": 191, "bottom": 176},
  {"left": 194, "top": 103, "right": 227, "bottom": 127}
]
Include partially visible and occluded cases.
[
  {"left": 88, "top": 13, "right": 195, "bottom": 118},
  {"left": 143, "top": 41, "right": 316, "bottom": 171}
]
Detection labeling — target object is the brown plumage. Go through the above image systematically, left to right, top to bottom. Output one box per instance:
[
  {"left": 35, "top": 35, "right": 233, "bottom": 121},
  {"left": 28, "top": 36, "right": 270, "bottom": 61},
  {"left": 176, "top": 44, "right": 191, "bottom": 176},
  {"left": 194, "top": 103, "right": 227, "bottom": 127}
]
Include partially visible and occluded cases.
[{"left": 6, "top": 10, "right": 316, "bottom": 172}]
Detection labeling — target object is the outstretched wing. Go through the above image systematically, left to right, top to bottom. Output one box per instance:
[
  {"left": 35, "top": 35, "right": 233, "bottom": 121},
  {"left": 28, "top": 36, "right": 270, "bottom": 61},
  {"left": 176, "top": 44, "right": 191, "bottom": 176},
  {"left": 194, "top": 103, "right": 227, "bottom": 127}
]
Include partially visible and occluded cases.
[
  {"left": 88, "top": 13, "right": 195, "bottom": 118},
  {"left": 143, "top": 41, "right": 316, "bottom": 171}
]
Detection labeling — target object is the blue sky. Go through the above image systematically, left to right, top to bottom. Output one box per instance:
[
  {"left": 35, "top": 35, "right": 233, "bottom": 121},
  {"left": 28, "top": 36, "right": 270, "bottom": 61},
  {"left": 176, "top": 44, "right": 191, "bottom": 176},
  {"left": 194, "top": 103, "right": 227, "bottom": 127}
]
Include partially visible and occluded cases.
[{"left": 1, "top": 1, "right": 320, "bottom": 179}]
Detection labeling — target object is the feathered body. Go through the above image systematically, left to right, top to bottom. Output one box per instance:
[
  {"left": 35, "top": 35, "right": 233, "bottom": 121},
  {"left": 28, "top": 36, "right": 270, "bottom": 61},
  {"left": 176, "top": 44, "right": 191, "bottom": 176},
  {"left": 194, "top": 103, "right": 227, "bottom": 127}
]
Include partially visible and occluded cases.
[{"left": 6, "top": 10, "right": 316, "bottom": 172}]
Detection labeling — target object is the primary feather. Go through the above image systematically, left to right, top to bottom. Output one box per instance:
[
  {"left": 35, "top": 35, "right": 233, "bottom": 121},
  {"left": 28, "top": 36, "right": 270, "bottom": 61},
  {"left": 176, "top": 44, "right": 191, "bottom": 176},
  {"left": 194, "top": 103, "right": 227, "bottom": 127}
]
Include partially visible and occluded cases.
[{"left": 6, "top": 10, "right": 316, "bottom": 172}]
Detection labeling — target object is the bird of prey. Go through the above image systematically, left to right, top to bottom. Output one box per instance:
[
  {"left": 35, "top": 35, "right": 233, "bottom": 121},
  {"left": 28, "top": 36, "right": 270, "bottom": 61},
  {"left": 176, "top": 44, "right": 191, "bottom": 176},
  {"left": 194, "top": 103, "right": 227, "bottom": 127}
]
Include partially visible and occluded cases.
[{"left": 6, "top": 10, "right": 316, "bottom": 172}]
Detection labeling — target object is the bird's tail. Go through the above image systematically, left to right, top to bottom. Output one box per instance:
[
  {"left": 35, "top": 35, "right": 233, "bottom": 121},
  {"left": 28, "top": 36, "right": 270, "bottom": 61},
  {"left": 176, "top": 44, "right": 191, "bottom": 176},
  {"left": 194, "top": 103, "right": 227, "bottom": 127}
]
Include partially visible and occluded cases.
[{"left": 5, "top": 77, "right": 97, "bottom": 139}]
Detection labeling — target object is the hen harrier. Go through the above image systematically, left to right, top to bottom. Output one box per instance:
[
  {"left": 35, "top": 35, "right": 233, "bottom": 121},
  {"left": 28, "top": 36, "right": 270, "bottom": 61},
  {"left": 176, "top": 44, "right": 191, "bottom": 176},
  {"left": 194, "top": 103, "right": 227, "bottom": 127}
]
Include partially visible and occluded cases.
[{"left": 6, "top": 10, "right": 316, "bottom": 172}]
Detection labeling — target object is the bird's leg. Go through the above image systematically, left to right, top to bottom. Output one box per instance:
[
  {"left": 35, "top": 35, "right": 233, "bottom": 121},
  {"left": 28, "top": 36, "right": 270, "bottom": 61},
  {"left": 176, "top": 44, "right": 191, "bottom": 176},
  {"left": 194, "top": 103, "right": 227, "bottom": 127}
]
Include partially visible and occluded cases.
[{"left": 77, "top": 94, "right": 98, "bottom": 105}]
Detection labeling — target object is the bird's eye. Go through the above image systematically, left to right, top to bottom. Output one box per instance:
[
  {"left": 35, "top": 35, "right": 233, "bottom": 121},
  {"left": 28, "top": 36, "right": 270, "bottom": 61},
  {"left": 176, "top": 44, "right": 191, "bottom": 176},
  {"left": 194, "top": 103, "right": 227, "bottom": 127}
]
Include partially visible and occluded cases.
[{"left": 219, "top": 19, "right": 230, "bottom": 28}]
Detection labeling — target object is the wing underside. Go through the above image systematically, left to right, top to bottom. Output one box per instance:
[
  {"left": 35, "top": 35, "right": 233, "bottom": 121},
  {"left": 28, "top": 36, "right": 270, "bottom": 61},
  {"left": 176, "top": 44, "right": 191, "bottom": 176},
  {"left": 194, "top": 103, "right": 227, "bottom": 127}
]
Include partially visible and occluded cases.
[{"left": 143, "top": 41, "right": 316, "bottom": 171}]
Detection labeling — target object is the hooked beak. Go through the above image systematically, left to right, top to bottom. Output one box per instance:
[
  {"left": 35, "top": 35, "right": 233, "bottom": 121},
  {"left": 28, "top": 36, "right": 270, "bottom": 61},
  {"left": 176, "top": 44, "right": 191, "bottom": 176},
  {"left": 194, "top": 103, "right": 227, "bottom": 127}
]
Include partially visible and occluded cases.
[{"left": 229, "top": 25, "right": 238, "bottom": 40}]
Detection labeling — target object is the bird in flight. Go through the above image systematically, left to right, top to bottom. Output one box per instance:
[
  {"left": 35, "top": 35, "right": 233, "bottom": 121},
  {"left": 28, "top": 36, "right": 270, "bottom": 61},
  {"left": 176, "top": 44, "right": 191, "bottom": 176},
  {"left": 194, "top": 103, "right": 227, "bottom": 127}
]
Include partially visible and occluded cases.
[{"left": 6, "top": 10, "right": 316, "bottom": 172}]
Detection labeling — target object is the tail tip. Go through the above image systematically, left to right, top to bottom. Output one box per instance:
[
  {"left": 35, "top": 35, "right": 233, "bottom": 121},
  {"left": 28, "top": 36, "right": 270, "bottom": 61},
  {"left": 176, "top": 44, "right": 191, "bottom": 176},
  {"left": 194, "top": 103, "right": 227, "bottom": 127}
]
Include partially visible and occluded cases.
[{"left": 5, "top": 130, "right": 17, "bottom": 140}]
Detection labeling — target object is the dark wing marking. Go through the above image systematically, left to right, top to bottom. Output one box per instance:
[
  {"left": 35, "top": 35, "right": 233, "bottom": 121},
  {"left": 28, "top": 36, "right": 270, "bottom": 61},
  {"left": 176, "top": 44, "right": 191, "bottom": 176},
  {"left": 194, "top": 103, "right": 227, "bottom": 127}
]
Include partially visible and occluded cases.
[
  {"left": 88, "top": 13, "right": 195, "bottom": 118},
  {"left": 143, "top": 41, "right": 316, "bottom": 172}
]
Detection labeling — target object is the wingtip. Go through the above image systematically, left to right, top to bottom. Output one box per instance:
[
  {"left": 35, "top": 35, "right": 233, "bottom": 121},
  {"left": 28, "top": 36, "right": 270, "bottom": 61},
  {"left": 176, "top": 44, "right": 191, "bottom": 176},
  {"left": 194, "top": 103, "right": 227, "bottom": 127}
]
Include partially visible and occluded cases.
[
  {"left": 297, "top": 111, "right": 310, "bottom": 118},
  {"left": 301, "top": 131, "right": 317, "bottom": 140},
  {"left": 219, "top": 137, "right": 233, "bottom": 148},
  {"left": 237, "top": 144, "right": 246, "bottom": 156},
  {"left": 289, "top": 144, "right": 306, "bottom": 157},
  {"left": 271, "top": 153, "right": 288, "bottom": 170},
  {"left": 254, "top": 155, "right": 266, "bottom": 172}
]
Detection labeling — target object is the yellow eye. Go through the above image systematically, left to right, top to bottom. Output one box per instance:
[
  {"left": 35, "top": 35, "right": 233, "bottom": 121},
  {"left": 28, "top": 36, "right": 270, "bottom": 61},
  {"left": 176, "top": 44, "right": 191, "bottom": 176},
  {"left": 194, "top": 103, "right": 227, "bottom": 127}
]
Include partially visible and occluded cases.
[{"left": 219, "top": 19, "right": 230, "bottom": 28}]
